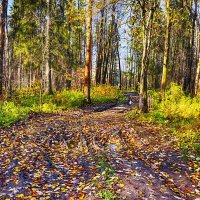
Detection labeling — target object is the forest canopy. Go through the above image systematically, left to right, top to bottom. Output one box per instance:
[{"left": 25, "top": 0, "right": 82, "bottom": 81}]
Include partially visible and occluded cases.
[{"left": 0, "top": 0, "right": 200, "bottom": 107}]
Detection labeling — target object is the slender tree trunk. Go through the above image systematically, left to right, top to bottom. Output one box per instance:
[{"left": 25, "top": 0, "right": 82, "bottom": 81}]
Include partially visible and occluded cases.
[
  {"left": 0, "top": 0, "right": 7, "bottom": 96},
  {"left": 45, "top": 0, "right": 53, "bottom": 94},
  {"left": 78, "top": 0, "right": 82, "bottom": 66},
  {"left": 84, "top": 0, "right": 92, "bottom": 103},
  {"left": 161, "top": 0, "right": 171, "bottom": 97},
  {"left": 183, "top": 0, "right": 197, "bottom": 94},
  {"left": 189, "top": 0, "right": 197, "bottom": 95},
  {"left": 139, "top": 5, "right": 155, "bottom": 112},
  {"left": 96, "top": 8, "right": 105, "bottom": 85},
  {"left": 95, "top": 23, "right": 102, "bottom": 85},
  {"left": 83, "top": 25, "right": 86, "bottom": 66},
  {"left": 139, "top": 27, "right": 148, "bottom": 112},
  {"left": 66, "top": 30, "right": 72, "bottom": 89},
  {"left": 117, "top": 45, "right": 122, "bottom": 90},
  {"left": 102, "top": 50, "right": 109, "bottom": 84},
  {"left": 18, "top": 54, "right": 22, "bottom": 89},
  {"left": 195, "top": 59, "right": 200, "bottom": 96},
  {"left": 29, "top": 65, "right": 32, "bottom": 88}
]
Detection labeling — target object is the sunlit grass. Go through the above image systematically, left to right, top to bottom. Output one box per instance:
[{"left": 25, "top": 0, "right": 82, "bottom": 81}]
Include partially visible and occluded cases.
[{"left": 128, "top": 83, "right": 200, "bottom": 156}]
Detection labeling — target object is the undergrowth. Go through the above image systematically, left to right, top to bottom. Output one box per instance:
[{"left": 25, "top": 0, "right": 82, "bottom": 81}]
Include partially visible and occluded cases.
[
  {"left": 128, "top": 83, "right": 200, "bottom": 156},
  {"left": 0, "top": 84, "right": 123, "bottom": 127},
  {"left": 91, "top": 85, "right": 123, "bottom": 104},
  {"left": 0, "top": 102, "right": 29, "bottom": 127},
  {"left": 96, "top": 157, "right": 120, "bottom": 200}
]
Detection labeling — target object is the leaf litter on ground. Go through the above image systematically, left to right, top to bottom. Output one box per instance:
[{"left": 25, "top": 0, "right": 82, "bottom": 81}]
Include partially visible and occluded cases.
[{"left": 0, "top": 104, "right": 199, "bottom": 199}]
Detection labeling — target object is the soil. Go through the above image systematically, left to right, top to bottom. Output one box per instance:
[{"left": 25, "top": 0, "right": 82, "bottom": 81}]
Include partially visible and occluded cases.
[{"left": 0, "top": 103, "right": 199, "bottom": 199}]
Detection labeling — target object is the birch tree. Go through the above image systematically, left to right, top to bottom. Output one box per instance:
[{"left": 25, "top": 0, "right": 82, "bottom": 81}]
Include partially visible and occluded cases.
[{"left": 161, "top": 0, "right": 171, "bottom": 97}]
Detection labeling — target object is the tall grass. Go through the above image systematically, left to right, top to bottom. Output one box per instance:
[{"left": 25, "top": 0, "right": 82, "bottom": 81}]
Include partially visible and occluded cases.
[
  {"left": 129, "top": 83, "right": 200, "bottom": 155},
  {"left": 91, "top": 84, "right": 122, "bottom": 104},
  {"left": 0, "top": 85, "right": 123, "bottom": 127}
]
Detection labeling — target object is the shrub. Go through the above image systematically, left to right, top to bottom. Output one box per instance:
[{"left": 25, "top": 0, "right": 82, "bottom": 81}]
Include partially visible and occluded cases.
[
  {"left": 15, "top": 80, "right": 41, "bottom": 96},
  {"left": 138, "top": 83, "right": 200, "bottom": 155},
  {"left": 151, "top": 83, "right": 200, "bottom": 120},
  {"left": 166, "top": 83, "right": 184, "bottom": 101},
  {"left": 158, "top": 84, "right": 200, "bottom": 120},
  {"left": 91, "top": 85, "right": 120, "bottom": 104},
  {"left": 0, "top": 89, "right": 85, "bottom": 126},
  {"left": 55, "top": 90, "right": 85, "bottom": 108},
  {"left": 148, "top": 90, "right": 161, "bottom": 110},
  {"left": 17, "top": 95, "right": 40, "bottom": 107},
  {"left": 0, "top": 101, "right": 29, "bottom": 127},
  {"left": 41, "top": 103, "right": 59, "bottom": 113},
  {"left": 175, "top": 128, "right": 200, "bottom": 155},
  {"left": 98, "top": 190, "right": 117, "bottom": 200}
]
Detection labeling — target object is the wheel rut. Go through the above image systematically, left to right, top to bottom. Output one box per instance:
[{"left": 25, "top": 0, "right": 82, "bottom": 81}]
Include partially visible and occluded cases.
[{"left": 0, "top": 104, "right": 199, "bottom": 199}]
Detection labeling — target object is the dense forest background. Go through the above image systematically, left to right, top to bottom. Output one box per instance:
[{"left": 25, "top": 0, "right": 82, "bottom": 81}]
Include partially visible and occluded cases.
[
  {"left": 0, "top": 0, "right": 200, "bottom": 108},
  {"left": 0, "top": 1, "right": 200, "bottom": 198}
]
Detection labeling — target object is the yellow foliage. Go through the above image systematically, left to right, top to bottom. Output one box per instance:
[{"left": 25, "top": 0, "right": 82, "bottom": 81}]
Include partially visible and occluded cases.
[
  {"left": 15, "top": 80, "right": 41, "bottom": 96},
  {"left": 152, "top": 83, "right": 200, "bottom": 119},
  {"left": 91, "top": 84, "right": 119, "bottom": 99}
]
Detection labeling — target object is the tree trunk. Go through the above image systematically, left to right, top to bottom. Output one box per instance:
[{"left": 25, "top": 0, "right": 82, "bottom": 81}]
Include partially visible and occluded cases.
[
  {"left": 0, "top": 0, "right": 7, "bottom": 96},
  {"left": 45, "top": 0, "right": 53, "bottom": 94},
  {"left": 78, "top": 0, "right": 82, "bottom": 66},
  {"left": 84, "top": 0, "right": 92, "bottom": 103},
  {"left": 161, "top": 0, "right": 171, "bottom": 97},
  {"left": 189, "top": 0, "right": 197, "bottom": 95},
  {"left": 139, "top": 5, "right": 155, "bottom": 112},
  {"left": 96, "top": 9, "right": 104, "bottom": 85},
  {"left": 66, "top": 12, "right": 73, "bottom": 90},
  {"left": 139, "top": 28, "right": 148, "bottom": 112},
  {"left": 117, "top": 44, "right": 122, "bottom": 90},
  {"left": 18, "top": 54, "right": 22, "bottom": 89},
  {"left": 195, "top": 59, "right": 200, "bottom": 96}
]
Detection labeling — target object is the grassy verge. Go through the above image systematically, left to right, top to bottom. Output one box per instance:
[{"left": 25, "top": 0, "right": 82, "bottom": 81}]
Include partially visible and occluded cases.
[
  {"left": 128, "top": 83, "right": 200, "bottom": 157},
  {"left": 91, "top": 84, "right": 125, "bottom": 104},
  {"left": 0, "top": 85, "right": 125, "bottom": 127},
  {"left": 96, "top": 157, "right": 121, "bottom": 200}
]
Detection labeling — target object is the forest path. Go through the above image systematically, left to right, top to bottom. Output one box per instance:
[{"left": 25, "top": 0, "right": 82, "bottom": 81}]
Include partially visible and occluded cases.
[{"left": 0, "top": 103, "right": 199, "bottom": 199}]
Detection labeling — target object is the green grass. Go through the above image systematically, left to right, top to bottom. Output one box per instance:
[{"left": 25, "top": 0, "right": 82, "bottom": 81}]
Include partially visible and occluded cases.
[
  {"left": 128, "top": 83, "right": 200, "bottom": 156},
  {"left": 91, "top": 84, "right": 123, "bottom": 104},
  {"left": 0, "top": 85, "right": 125, "bottom": 127},
  {"left": 55, "top": 90, "right": 85, "bottom": 108},
  {"left": 0, "top": 101, "right": 29, "bottom": 127},
  {"left": 96, "top": 157, "right": 120, "bottom": 200},
  {"left": 98, "top": 190, "right": 118, "bottom": 200}
]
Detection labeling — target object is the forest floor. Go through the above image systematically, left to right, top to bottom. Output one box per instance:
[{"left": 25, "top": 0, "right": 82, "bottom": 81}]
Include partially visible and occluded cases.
[{"left": 0, "top": 103, "right": 199, "bottom": 200}]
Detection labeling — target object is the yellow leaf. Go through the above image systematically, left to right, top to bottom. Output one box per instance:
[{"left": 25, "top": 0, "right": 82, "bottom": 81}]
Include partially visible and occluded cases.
[
  {"left": 15, "top": 167, "right": 19, "bottom": 172},
  {"left": 168, "top": 178, "right": 174, "bottom": 182},
  {"left": 15, "top": 180, "right": 19, "bottom": 185},
  {"left": 109, "top": 181, "right": 114, "bottom": 185},
  {"left": 118, "top": 183, "right": 124, "bottom": 188},
  {"left": 51, "top": 185, "right": 56, "bottom": 189},
  {"left": 61, "top": 187, "right": 67, "bottom": 192},
  {"left": 16, "top": 193, "right": 24, "bottom": 198},
  {"left": 79, "top": 193, "right": 85, "bottom": 200}
]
